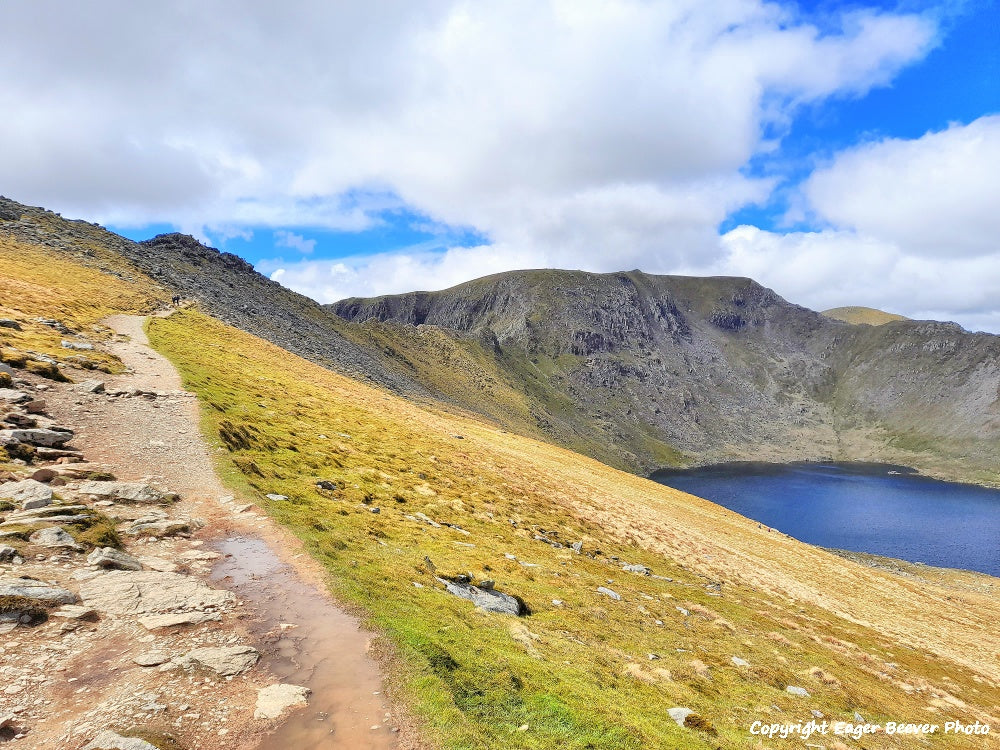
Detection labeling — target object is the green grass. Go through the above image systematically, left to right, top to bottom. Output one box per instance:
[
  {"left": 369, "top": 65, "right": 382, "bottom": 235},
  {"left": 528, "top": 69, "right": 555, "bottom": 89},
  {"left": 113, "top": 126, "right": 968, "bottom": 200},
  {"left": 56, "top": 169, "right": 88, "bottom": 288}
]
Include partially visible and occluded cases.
[{"left": 148, "top": 308, "right": 1000, "bottom": 750}]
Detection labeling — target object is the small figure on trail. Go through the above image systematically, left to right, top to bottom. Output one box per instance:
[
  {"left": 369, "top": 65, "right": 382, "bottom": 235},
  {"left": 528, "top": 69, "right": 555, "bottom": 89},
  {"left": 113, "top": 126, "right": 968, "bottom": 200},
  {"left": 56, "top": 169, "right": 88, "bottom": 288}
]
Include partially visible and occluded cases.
[{"left": 172, "top": 295, "right": 181, "bottom": 306}]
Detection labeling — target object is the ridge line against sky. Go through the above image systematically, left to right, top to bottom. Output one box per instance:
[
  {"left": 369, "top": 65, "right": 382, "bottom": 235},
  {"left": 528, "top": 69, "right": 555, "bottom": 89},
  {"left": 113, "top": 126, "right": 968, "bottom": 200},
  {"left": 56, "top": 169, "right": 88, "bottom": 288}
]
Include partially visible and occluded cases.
[{"left": 2, "top": 0, "right": 998, "bottom": 331}]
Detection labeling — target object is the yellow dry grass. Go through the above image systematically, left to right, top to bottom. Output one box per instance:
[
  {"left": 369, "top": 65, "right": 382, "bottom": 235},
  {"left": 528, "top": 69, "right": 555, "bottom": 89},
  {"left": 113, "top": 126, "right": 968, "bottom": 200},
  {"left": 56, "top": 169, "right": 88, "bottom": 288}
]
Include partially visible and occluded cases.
[
  {"left": 0, "top": 237, "right": 166, "bottom": 372},
  {"left": 822, "top": 306, "right": 909, "bottom": 326},
  {"left": 148, "top": 307, "right": 1000, "bottom": 750}
]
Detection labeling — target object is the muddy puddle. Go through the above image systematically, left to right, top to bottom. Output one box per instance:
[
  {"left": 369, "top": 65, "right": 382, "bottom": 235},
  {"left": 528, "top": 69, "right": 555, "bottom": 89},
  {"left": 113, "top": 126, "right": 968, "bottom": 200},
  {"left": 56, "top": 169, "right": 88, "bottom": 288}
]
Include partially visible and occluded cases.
[{"left": 210, "top": 536, "right": 398, "bottom": 749}]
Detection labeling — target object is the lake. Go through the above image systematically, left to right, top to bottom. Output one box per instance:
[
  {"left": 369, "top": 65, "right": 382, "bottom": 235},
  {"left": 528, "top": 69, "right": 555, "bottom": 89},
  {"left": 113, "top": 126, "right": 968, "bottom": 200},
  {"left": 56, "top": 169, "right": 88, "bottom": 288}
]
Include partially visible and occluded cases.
[{"left": 649, "top": 462, "right": 1000, "bottom": 577}]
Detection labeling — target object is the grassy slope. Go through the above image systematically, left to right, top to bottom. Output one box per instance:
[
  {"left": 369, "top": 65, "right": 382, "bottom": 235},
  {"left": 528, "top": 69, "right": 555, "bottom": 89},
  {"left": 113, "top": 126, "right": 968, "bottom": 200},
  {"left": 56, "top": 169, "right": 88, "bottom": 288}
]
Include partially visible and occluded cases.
[
  {"left": 0, "top": 237, "right": 167, "bottom": 372},
  {"left": 822, "top": 307, "right": 909, "bottom": 326},
  {"left": 149, "top": 308, "right": 1000, "bottom": 750}
]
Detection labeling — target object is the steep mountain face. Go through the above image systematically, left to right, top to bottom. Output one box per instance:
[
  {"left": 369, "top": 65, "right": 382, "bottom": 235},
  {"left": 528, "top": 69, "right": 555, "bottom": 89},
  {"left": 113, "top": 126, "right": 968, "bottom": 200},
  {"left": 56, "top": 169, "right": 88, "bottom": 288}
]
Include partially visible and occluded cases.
[{"left": 333, "top": 270, "right": 1000, "bottom": 483}]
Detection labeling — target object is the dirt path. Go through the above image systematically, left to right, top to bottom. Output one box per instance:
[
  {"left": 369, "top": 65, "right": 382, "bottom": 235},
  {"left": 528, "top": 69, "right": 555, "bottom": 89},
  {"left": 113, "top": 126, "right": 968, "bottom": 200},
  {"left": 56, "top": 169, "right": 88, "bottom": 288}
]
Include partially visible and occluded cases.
[{"left": 42, "top": 314, "right": 406, "bottom": 749}]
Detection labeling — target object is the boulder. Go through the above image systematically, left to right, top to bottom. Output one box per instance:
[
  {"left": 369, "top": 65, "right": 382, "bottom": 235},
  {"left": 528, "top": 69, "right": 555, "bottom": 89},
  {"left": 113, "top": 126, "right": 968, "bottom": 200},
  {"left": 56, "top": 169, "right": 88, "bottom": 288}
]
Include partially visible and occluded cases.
[
  {"left": 0, "top": 319, "right": 21, "bottom": 330},
  {"left": 61, "top": 340, "right": 95, "bottom": 351},
  {"left": 74, "top": 379, "right": 105, "bottom": 394},
  {"left": 0, "top": 390, "right": 30, "bottom": 405},
  {"left": 0, "top": 428, "right": 73, "bottom": 447},
  {"left": 29, "top": 468, "right": 56, "bottom": 483},
  {"left": 0, "top": 479, "right": 53, "bottom": 509},
  {"left": 77, "top": 481, "right": 176, "bottom": 504},
  {"left": 2, "top": 504, "right": 89, "bottom": 525},
  {"left": 123, "top": 516, "right": 197, "bottom": 537},
  {"left": 29, "top": 527, "right": 83, "bottom": 551},
  {"left": 0, "top": 545, "right": 16, "bottom": 561},
  {"left": 87, "top": 547, "right": 143, "bottom": 571},
  {"left": 622, "top": 563, "right": 651, "bottom": 575},
  {"left": 79, "top": 570, "right": 234, "bottom": 616},
  {"left": 0, "top": 576, "right": 78, "bottom": 608},
  {"left": 440, "top": 577, "right": 523, "bottom": 615},
  {"left": 597, "top": 586, "right": 621, "bottom": 601},
  {"left": 50, "top": 605, "right": 97, "bottom": 620},
  {"left": 137, "top": 611, "right": 221, "bottom": 630},
  {"left": 178, "top": 645, "right": 259, "bottom": 676},
  {"left": 133, "top": 650, "right": 171, "bottom": 667},
  {"left": 731, "top": 656, "right": 750, "bottom": 667},
  {"left": 254, "top": 683, "right": 311, "bottom": 719},
  {"left": 786, "top": 685, "right": 810, "bottom": 697},
  {"left": 668, "top": 707, "right": 693, "bottom": 727},
  {"left": 82, "top": 730, "right": 159, "bottom": 750}
]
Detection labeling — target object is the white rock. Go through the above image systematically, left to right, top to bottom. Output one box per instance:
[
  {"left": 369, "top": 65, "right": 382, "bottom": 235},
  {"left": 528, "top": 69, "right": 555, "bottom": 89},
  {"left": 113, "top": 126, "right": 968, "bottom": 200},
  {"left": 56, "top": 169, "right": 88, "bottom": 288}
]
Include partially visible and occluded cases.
[
  {"left": 0, "top": 479, "right": 53, "bottom": 509},
  {"left": 77, "top": 481, "right": 175, "bottom": 504},
  {"left": 29, "top": 526, "right": 82, "bottom": 551},
  {"left": 79, "top": 570, "right": 234, "bottom": 615},
  {"left": 178, "top": 645, "right": 259, "bottom": 676},
  {"left": 254, "top": 683, "right": 311, "bottom": 719},
  {"left": 668, "top": 707, "right": 693, "bottom": 727},
  {"left": 82, "top": 730, "right": 159, "bottom": 750}
]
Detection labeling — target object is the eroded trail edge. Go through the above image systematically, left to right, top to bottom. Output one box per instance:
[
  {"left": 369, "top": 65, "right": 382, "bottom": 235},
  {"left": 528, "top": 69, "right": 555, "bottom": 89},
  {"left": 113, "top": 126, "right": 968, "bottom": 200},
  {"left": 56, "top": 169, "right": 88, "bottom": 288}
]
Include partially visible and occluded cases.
[{"left": 12, "top": 314, "right": 401, "bottom": 749}]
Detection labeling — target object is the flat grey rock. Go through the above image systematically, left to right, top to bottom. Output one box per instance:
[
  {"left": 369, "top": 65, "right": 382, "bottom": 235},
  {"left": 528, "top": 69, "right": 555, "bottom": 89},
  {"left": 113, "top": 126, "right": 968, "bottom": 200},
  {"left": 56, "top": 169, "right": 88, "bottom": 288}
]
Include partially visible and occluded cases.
[
  {"left": 74, "top": 379, "right": 105, "bottom": 393},
  {"left": 0, "top": 428, "right": 72, "bottom": 447},
  {"left": 0, "top": 479, "right": 53, "bottom": 509},
  {"left": 77, "top": 481, "right": 176, "bottom": 504},
  {"left": 29, "top": 526, "right": 83, "bottom": 551},
  {"left": 87, "top": 546, "right": 144, "bottom": 571},
  {"left": 79, "top": 570, "right": 234, "bottom": 616},
  {"left": 0, "top": 576, "right": 78, "bottom": 607},
  {"left": 440, "top": 578, "right": 523, "bottom": 615},
  {"left": 597, "top": 586, "right": 621, "bottom": 601},
  {"left": 138, "top": 611, "right": 222, "bottom": 630},
  {"left": 178, "top": 645, "right": 259, "bottom": 676},
  {"left": 133, "top": 650, "right": 171, "bottom": 667},
  {"left": 254, "top": 683, "right": 311, "bottom": 719},
  {"left": 786, "top": 685, "right": 810, "bottom": 697},
  {"left": 82, "top": 730, "right": 159, "bottom": 750}
]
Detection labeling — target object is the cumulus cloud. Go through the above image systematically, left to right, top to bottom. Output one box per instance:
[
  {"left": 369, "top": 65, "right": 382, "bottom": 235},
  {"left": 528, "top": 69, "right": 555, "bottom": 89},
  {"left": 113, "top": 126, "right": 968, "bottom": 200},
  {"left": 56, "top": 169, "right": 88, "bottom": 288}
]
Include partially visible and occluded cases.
[
  {"left": 0, "top": 0, "right": 935, "bottom": 264},
  {"left": 804, "top": 115, "right": 1000, "bottom": 258},
  {"left": 702, "top": 116, "right": 1000, "bottom": 332}
]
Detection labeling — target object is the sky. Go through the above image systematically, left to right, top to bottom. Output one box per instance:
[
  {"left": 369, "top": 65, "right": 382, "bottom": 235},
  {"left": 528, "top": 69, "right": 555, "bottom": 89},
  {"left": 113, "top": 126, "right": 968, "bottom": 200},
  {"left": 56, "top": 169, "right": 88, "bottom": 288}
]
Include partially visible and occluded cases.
[{"left": 1, "top": 1, "right": 998, "bottom": 331}]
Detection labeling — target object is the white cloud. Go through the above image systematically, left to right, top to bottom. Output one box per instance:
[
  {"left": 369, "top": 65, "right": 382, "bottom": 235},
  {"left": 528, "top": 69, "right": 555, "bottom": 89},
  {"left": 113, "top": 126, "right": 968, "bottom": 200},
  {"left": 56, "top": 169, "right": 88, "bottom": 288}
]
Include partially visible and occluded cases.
[
  {"left": 0, "top": 0, "right": 935, "bottom": 263},
  {"left": 699, "top": 115, "right": 999, "bottom": 332},
  {"left": 804, "top": 115, "right": 1000, "bottom": 258},
  {"left": 712, "top": 224, "right": 1000, "bottom": 333},
  {"left": 274, "top": 230, "right": 316, "bottom": 255}
]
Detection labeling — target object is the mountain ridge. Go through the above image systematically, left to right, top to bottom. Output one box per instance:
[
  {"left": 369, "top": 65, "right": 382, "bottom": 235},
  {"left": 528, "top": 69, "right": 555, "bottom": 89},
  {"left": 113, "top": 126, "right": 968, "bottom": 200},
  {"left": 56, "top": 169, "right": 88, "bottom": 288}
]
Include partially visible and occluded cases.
[
  {"left": 2, "top": 196, "right": 997, "bottom": 486},
  {"left": 332, "top": 268, "right": 1000, "bottom": 484}
]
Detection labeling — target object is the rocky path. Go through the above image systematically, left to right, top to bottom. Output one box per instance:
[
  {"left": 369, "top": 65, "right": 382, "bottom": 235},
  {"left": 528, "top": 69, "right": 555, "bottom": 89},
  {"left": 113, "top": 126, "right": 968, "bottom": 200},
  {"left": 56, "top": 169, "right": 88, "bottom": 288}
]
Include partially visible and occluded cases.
[{"left": 0, "top": 315, "right": 407, "bottom": 749}]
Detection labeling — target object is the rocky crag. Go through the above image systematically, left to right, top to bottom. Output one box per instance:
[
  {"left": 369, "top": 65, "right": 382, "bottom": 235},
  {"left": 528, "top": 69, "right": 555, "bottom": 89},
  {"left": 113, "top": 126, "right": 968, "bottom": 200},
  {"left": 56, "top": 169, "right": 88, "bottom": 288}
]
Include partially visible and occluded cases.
[{"left": 333, "top": 270, "right": 1000, "bottom": 482}]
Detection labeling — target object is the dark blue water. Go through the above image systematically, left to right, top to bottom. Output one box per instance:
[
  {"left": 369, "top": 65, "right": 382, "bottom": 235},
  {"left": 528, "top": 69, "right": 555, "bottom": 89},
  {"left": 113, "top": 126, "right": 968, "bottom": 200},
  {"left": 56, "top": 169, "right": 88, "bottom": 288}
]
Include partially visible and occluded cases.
[{"left": 650, "top": 462, "right": 1000, "bottom": 577}]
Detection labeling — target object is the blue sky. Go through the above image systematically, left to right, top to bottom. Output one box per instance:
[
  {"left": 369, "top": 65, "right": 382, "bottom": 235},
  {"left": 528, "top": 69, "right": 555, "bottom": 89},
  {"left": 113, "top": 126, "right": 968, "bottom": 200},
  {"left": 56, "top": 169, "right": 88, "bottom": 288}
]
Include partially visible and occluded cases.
[{"left": 3, "top": 1, "right": 999, "bottom": 329}]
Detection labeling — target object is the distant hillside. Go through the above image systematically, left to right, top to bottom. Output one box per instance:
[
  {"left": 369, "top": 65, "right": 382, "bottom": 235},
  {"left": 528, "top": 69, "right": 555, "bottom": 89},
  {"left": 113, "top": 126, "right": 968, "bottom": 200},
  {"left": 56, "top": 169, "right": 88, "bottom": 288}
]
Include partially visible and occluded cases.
[
  {"left": 334, "top": 270, "right": 1000, "bottom": 485},
  {"left": 822, "top": 306, "right": 909, "bottom": 326}
]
